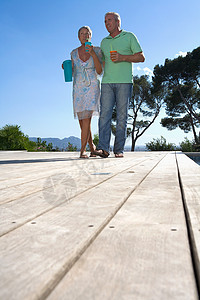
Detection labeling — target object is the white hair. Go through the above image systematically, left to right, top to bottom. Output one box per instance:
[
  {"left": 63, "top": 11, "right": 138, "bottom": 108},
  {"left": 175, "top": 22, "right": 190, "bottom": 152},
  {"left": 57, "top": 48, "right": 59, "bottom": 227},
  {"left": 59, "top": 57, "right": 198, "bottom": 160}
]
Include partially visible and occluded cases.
[{"left": 105, "top": 12, "right": 121, "bottom": 27}]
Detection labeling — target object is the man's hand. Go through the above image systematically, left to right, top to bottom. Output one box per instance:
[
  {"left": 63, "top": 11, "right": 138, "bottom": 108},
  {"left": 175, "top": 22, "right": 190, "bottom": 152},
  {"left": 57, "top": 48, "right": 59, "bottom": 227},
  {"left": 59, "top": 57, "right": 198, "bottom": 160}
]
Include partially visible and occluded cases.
[
  {"left": 110, "top": 51, "right": 145, "bottom": 63},
  {"left": 110, "top": 51, "right": 123, "bottom": 62}
]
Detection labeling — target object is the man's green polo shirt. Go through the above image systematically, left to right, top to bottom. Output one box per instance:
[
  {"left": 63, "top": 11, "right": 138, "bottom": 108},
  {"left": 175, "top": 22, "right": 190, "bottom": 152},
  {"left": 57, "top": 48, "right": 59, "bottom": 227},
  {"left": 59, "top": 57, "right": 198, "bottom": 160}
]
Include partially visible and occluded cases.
[{"left": 100, "top": 30, "right": 143, "bottom": 83}]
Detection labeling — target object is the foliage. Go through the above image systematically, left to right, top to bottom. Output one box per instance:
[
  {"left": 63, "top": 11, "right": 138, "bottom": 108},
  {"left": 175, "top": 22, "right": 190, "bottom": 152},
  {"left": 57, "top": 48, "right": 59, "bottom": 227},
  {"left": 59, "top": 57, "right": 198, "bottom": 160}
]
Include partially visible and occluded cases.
[
  {"left": 152, "top": 47, "right": 200, "bottom": 146},
  {"left": 182, "top": 47, "right": 200, "bottom": 89},
  {"left": 0, "top": 124, "right": 34, "bottom": 150},
  {"left": 0, "top": 124, "right": 60, "bottom": 152},
  {"left": 93, "top": 134, "right": 99, "bottom": 147},
  {"left": 145, "top": 136, "right": 176, "bottom": 151},
  {"left": 179, "top": 137, "right": 200, "bottom": 152},
  {"left": 33, "top": 138, "right": 60, "bottom": 152},
  {"left": 35, "top": 138, "right": 47, "bottom": 151},
  {"left": 179, "top": 138, "right": 195, "bottom": 152},
  {"left": 25, "top": 140, "right": 37, "bottom": 151},
  {"left": 46, "top": 142, "right": 53, "bottom": 151},
  {"left": 66, "top": 142, "right": 77, "bottom": 151}
]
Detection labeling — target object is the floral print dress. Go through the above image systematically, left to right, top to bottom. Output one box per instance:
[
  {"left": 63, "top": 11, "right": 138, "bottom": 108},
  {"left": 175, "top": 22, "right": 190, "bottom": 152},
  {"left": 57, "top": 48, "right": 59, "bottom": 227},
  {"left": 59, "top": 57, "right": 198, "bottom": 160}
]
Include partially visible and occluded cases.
[{"left": 71, "top": 47, "right": 103, "bottom": 120}]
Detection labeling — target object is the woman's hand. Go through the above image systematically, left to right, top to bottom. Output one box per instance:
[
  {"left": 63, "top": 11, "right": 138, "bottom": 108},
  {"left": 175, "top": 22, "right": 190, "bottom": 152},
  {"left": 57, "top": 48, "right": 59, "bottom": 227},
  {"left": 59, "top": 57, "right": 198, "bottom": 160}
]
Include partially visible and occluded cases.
[{"left": 87, "top": 45, "right": 95, "bottom": 57}]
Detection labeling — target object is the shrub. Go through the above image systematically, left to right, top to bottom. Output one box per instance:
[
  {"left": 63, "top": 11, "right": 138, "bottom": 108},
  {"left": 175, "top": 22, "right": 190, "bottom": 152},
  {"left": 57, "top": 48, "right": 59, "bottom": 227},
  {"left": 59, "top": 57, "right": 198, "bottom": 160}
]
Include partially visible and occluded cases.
[
  {"left": 0, "top": 124, "right": 31, "bottom": 150},
  {"left": 0, "top": 124, "right": 59, "bottom": 152},
  {"left": 93, "top": 134, "right": 99, "bottom": 147},
  {"left": 145, "top": 136, "right": 176, "bottom": 151},
  {"left": 179, "top": 137, "right": 200, "bottom": 152},
  {"left": 66, "top": 142, "right": 77, "bottom": 151}
]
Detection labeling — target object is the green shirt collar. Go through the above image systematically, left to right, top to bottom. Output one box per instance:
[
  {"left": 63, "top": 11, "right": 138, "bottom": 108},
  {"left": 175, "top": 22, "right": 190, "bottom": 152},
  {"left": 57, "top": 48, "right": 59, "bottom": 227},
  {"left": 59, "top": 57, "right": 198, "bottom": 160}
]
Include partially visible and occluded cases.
[{"left": 105, "top": 29, "right": 126, "bottom": 39}]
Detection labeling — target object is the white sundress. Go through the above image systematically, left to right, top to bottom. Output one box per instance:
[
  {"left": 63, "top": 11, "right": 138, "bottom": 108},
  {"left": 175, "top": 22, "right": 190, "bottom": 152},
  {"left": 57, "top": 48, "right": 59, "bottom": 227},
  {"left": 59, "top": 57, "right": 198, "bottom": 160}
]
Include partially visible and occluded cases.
[{"left": 71, "top": 47, "right": 103, "bottom": 120}]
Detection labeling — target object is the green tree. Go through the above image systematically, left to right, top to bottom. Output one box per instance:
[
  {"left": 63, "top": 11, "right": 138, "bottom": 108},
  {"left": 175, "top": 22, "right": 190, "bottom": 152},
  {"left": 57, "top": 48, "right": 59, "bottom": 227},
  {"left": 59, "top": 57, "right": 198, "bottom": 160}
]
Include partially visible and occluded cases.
[
  {"left": 153, "top": 47, "right": 200, "bottom": 149},
  {"left": 153, "top": 47, "right": 200, "bottom": 123},
  {"left": 181, "top": 47, "right": 200, "bottom": 89},
  {"left": 160, "top": 84, "right": 200, "bottom": 144},
  {"left": 0, "top": 124, "right": 31, "bottom": 150},
  {"left": 0, "top": 125, "right": 62, "bottom": 152}
]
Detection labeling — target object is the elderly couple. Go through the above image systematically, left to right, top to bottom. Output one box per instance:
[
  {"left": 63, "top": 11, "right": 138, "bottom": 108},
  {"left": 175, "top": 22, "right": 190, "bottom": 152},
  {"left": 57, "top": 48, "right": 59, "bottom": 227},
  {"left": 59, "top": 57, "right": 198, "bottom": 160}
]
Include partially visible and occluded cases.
[{"left": 70, "top": 12, "right": 145, "bottom": 158}]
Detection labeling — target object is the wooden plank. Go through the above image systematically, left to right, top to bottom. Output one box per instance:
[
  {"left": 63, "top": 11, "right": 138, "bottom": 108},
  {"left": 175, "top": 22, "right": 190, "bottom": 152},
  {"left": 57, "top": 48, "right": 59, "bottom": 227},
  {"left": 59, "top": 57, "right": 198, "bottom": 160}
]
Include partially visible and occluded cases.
[
  {"left": 0, "top": 151, "right": 144, "bottom": 187},
  {"left": 176, "top": 152, "right": 200, "bottom": 288},
  {"left": 0, "top": 153, "right": 166, "bottom": 300},
  {"left": 0, "top": 153, "right": 164, "bottom": 235},
  {"left": 46, "top": 153, "right": 198, "bottom": 300},
  {"left": 0, "top": 154, "right": 146, "bottom": 201},
  {"left": 0, "top": 155, "right": 95, "bottom": 186},
  {"left": 0, "top": 159, "right": 114, "bottom": 203}
]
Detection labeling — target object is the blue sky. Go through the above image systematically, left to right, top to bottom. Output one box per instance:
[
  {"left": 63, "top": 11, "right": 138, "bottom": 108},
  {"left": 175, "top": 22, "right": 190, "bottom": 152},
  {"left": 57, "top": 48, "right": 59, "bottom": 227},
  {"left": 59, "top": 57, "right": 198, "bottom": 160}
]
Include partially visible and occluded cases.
[{"left": 0, "top": 0, "right": 200, "bottom": 146}]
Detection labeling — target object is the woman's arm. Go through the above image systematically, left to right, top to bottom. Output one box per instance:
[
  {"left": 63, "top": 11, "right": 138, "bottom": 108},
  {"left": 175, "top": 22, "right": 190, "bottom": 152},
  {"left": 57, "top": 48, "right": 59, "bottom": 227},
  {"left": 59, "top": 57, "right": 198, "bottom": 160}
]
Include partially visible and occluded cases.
[{"left": 88, "top": 46, "right": 102, "bottom": 75}]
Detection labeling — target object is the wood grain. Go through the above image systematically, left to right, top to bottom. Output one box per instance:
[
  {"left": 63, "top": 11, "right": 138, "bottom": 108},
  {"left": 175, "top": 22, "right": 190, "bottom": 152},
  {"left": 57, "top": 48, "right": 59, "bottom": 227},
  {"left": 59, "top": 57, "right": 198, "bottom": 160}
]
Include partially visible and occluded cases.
[
  {"left": 0, "top": 152, "right": 166, "bottom": 300},
  {"left": 176, "top": 152, "right": 200, "bottom": 289},
  {"left": 47, "top": 153, "right": 198, "bottom": 300}
]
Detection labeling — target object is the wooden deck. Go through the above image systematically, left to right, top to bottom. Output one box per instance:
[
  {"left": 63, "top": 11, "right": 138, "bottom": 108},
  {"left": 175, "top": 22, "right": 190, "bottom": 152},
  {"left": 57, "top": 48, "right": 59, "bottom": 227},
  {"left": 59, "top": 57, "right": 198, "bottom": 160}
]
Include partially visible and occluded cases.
[{"left": 0, "top": 151, "right": 200, "bottom": 300}]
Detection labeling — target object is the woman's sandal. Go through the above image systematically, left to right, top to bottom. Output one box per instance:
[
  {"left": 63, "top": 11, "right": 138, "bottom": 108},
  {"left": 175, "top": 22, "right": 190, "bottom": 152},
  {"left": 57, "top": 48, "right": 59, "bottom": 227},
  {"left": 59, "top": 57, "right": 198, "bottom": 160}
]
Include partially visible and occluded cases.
[
  {"left": 93, "top": 149, "right": 109, "bottom": 158},
  {"left": 115, "top": 153, "right": 124, "bottom": 158},
  {"left": 80, "top": 154, "right": 89, "bottom": 159}
]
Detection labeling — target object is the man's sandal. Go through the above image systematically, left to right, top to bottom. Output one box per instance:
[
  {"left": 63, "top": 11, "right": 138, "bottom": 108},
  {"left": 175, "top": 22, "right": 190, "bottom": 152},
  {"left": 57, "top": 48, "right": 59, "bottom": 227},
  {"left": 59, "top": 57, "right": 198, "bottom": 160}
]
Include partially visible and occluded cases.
[
  {"left": 93, "top": 149, "right": 109, "bottom": 158},
  {"left": 90, "top": 152, "right": 97, "bottom": 157},
  {"left": 115, "top": 153, "right": 124, "bottom": 158}
]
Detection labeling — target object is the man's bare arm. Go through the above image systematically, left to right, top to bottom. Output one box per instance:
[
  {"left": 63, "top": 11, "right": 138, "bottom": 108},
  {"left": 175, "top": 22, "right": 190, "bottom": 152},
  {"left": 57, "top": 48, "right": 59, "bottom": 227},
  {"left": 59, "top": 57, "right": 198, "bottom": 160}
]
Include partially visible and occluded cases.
[{"left": 110, "top": 51, "right": 145, "bottom": 63}]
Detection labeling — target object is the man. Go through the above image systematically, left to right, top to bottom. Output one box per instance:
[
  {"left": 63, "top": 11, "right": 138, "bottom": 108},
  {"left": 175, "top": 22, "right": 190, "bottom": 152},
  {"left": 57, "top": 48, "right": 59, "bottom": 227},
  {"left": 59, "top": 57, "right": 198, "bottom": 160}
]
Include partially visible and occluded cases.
[{"left": 94, "top": 12, "right": 145, "bottom": 158}]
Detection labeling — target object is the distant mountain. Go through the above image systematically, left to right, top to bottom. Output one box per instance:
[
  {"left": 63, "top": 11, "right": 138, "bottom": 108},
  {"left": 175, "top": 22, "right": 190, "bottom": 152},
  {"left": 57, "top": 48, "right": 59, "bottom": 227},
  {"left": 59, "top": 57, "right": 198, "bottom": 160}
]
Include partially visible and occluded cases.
[{"left": 29, "top": 136, "right": 81, "bottom": 150}]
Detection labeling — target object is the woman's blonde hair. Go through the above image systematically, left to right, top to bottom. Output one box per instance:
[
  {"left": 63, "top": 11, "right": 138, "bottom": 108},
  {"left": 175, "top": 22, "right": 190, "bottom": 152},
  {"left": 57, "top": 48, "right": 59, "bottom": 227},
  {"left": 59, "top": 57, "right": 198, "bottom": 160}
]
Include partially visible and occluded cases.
[{"left": 78, "top": 26, "right": 92, "bottom": 38}]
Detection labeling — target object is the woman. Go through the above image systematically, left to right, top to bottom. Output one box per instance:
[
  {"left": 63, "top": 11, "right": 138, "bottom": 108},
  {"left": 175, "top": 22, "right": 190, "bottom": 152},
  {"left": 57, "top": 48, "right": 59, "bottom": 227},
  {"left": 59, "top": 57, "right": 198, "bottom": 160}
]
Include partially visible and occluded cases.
[{"left": 70, "top": 26, "right": 102, "bottom": 158}]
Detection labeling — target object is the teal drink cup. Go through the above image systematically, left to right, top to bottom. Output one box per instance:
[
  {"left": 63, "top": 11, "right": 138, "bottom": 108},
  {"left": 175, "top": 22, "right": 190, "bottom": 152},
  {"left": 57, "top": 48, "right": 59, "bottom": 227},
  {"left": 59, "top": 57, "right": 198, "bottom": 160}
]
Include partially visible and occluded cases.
[
  {"left": 85, "top": 42, "right": 92, "bottom": 52},
  {"left": 63, "top": 60, "right": 72, "bottom": 82}
]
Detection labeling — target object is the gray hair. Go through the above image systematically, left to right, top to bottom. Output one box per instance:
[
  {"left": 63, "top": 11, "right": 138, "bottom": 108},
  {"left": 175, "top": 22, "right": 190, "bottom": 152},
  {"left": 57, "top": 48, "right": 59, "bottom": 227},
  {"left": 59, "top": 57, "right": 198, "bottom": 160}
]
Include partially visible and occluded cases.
[
  {"left": 105, "top": 12, "right": 121, "bottom": 27},
  {"left": 78, "top": 26, "right": 92, "bottom": 38}
]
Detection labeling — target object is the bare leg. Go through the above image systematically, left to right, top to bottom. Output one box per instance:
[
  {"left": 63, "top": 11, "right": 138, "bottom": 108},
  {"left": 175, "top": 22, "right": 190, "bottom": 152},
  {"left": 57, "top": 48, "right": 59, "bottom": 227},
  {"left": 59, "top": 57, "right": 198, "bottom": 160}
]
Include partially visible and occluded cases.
[
  {"left": 79, "top": 118, "right": 92, "bottom": 157},
  {"left": 87, "top": 127, "right": 96, "bottom": 153}
]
